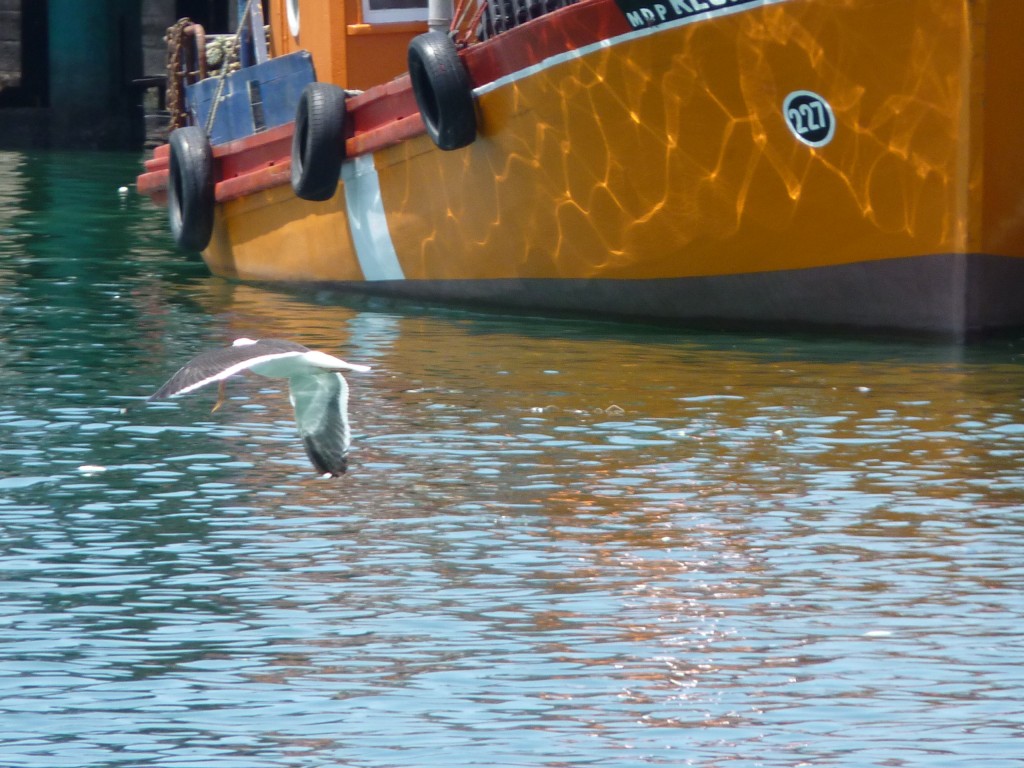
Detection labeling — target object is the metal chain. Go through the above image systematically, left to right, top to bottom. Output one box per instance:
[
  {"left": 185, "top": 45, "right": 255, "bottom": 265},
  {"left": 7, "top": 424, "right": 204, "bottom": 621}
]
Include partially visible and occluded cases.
[{"left": 165, "top": 19, "right": 193, "bottom": 131}]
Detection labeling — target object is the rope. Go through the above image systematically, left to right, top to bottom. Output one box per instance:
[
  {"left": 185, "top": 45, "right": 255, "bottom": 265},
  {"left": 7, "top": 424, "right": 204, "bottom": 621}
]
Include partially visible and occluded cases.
[{"left": 203, "top": 0, "right": 257, "bottom": 137}]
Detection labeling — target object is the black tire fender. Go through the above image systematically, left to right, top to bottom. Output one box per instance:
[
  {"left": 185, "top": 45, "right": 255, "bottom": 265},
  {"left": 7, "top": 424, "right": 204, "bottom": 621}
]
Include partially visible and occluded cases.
[
  {"left": 408, "top": 32, "right": 477, "bottom": 151},
  {"left": 291, "top": 82, "right": 347, "bottom": 201},
  {"left": 168, "top": 126, "right": 215, "bottom": 252}
]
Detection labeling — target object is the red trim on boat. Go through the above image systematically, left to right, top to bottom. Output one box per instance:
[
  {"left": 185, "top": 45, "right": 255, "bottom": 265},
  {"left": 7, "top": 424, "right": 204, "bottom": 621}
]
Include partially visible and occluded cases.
[
  {"left": 462, "top": 0, "right": 630, "bottom": 86},
  {"left": 348, "top": 77, "right": 420, "bottom": 138},
  {"left": 349, "top": 112, "right": 425, "bottom": 156},
  {"left": 217, "top": 122, "right": 293, "bottom": 181},
  {"left": 143, "top": 143, "right": 169, "bottom": 173},
  {"left": 216, "top": 161, "right": 293, "bottom": 202},
  {"left": 136, "top": 169, "right": 165, "bottom": 195}
]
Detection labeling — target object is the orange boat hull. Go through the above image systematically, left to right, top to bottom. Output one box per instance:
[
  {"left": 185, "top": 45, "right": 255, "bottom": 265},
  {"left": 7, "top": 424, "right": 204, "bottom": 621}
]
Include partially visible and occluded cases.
[{"left": 140, "top": 0, "right": 1024, "bottom": 337}]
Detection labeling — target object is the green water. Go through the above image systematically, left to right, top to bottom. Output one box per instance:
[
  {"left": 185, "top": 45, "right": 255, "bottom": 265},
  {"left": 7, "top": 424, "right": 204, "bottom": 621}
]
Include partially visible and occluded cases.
[{"left": 1, "top": 149, "right": 1023, "bottom": 767}]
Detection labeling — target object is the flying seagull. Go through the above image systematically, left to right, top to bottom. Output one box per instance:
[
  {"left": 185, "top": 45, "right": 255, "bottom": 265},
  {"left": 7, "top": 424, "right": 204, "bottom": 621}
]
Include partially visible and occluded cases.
[{"left": 149, "top": 338, "right": 371, "bottom": 476}]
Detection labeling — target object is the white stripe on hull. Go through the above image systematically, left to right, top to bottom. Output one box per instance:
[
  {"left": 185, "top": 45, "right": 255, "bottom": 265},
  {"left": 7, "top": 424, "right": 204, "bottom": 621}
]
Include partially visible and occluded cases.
[{"left": 342, "top": 154, "right": 405, "bottom": 281}]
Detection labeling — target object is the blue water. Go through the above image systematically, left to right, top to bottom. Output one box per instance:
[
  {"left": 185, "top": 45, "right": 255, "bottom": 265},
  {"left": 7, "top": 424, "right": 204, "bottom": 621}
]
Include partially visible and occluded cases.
[{"left": 1, "top": 149, "right": 1023, "bottom": 766}]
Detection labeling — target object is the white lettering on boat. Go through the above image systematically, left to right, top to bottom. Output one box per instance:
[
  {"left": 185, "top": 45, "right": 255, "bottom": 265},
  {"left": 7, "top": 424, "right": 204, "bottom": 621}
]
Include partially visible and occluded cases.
[
  {"left": 475, "top": 0, "right": 788, "bottom": 99},
  {"left": 618, "top": 0, "right": 764, "bottom": 31}
]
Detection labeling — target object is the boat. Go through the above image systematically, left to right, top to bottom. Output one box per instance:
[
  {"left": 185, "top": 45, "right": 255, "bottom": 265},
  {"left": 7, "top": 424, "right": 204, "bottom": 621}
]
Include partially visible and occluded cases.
[{"left": 136, "top": 0, "right": 1024, "bottom": 339}]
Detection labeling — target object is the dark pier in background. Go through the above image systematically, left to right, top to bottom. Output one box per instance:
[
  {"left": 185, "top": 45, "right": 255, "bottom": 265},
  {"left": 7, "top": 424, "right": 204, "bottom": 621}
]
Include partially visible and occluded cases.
[{"left": 0, "top": 0, "right": 229, "bottom": 150}]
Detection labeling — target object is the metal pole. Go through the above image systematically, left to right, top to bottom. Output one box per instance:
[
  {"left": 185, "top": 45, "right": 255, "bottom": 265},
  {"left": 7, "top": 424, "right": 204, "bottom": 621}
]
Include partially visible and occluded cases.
[
  {"left": 238, "top": 0, "right": 253, "bottom": 68},
  {"left": 249, "top": 0, "right": 268, "bottom": 64},
  {"left": 428, "top": 0, "right": 452, "bottom": 33}
]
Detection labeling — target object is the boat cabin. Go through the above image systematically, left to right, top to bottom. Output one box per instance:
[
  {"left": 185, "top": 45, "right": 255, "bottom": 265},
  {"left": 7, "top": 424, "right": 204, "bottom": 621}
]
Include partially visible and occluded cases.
[{"left": 266, "top": 0, "right": 429, "bottom": 90}]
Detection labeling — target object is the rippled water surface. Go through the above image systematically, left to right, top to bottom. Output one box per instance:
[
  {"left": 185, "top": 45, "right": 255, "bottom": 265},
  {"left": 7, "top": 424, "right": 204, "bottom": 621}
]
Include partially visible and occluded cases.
[{"left": 1, "top": 150, "right": 1023, "bottom": 766}]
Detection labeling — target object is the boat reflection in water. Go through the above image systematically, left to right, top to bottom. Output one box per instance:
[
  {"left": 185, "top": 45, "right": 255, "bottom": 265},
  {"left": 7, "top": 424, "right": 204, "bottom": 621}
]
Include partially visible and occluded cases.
[{"left": 115, "top": 278, "right": 1024, "bottom": 763}]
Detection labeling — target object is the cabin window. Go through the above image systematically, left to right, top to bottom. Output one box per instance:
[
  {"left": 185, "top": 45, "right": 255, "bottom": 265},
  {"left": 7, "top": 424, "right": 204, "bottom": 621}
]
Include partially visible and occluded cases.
[{"left": 361, "top": 0, "right": 428, "bottom": 24}]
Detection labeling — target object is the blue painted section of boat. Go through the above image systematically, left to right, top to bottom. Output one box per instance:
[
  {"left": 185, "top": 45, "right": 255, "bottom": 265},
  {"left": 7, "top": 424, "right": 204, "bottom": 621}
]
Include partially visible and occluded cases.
[{"left": 186, "top": 51, "right": 315, "bottom": 145}]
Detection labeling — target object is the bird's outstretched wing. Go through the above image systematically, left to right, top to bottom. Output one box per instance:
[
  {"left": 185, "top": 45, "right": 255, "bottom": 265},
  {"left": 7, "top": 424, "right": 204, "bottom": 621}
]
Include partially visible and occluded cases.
[
  {"left": 149, "top": 339, "right": 308, "bottom": 400},
  {"left": 289, "top": 372, "right": 349, "bottom": 476}
]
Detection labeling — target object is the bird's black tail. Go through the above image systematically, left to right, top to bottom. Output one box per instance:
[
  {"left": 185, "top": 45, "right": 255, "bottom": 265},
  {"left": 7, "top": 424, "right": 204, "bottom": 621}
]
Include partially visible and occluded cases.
[{"left": 302, "top": 436, "right": 348, "bottom": 477}]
